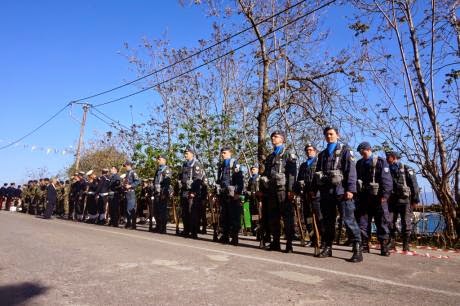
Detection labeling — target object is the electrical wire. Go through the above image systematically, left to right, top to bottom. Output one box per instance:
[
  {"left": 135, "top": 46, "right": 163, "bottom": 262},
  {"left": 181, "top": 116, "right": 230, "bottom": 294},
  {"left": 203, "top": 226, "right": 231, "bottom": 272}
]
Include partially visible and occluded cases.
[
  {"left": 71, "top": 0, "right": 309, "bottom": 103},
  {"left": 94, "top": 0, "right": 336, "bottom": 107},
  {"left": 0, "top": 103, "right": 71, "bottom": 150}
]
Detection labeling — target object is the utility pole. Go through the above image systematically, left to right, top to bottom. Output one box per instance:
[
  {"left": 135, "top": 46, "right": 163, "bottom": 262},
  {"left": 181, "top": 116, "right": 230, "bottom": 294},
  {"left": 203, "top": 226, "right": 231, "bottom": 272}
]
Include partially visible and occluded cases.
[{"left": 75, "top": 104, "right": 89, "bottom": 172}]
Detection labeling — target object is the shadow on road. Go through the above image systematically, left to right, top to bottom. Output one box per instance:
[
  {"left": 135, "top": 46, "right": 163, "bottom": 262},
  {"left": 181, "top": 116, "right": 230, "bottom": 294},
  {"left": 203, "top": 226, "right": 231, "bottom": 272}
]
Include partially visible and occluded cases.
[{"left": 0, "top": 282, "right": 48, "bottom": 305}]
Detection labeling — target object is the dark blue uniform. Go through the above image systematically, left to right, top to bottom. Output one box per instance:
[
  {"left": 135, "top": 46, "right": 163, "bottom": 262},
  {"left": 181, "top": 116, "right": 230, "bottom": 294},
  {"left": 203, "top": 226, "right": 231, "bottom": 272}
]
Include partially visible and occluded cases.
[
  {"left": 315, "top": 143, "right": 361, "bottom": 256},
  {"left": 261, "top": 146, "right": 297, "bottom": 251},
  {"left": 356, "top": 156, "right": 393, "bottom": 251},
  {"left": 295, "top": 157, "right": 322, "bottom": 244},
  {"left": 217, "top": 158, "right": 244, "bottom": 244},
  {"left": 179, "top": 159, "right": 205, "bottom": 238},
  {"left": 388, "top": 162, "right": 420, "bottom": 249},
  {"left": 153, "top": 165, "right": 172, "bottom": 234},
  {"left": 108, "top": 173, "right": 122, "bottom": 227},
  {"left": 96, "top": 174, "right": 111, "bottom": 224},
  {"left": 44, "top": 183, "right": 57, "bottom": 218}
]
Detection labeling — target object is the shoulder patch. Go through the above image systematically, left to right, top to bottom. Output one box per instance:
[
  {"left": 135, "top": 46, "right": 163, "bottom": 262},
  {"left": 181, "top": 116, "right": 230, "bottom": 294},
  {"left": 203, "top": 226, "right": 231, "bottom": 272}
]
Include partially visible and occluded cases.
[
  {"left": 349, "top": 150, "right": 354, "bottom": 156},
  {"left": 290, "top": 152, "right": 297, "bottom": 160},
  {"left": 234, "top": 164, "right": 240, "bottom": 172},
  {"left": 195, "top": 166, "right": 200, "bottom": 170},
  {"left": 384, "top": 167, "right": 389, "bottom": 173},
  {"left": 408, "top": 169, "right": 414, "bottom": 175}
]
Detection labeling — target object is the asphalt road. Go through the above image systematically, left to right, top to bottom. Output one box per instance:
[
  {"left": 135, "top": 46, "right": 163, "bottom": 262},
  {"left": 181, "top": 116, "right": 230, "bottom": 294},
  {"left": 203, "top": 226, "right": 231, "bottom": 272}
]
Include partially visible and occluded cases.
[{"left": 1, "top": 211, "right": 459, "bottom": 306}]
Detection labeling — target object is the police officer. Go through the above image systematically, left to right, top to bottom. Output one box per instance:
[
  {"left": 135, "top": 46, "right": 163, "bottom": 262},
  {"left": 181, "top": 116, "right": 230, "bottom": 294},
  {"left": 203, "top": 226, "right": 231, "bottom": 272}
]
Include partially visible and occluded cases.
[
  {"left": 314, "top": 126, "right": 362, "bottom": 262},
  {"left": 260, "top": 131, "right": 297, "bottom": 253},
  {"left": 356, "top": 142, "right": 393, "bottom": 256},
  {"left": 295, "top": 143, "right": 322, "bottom": 248},
  {"left": 216, "top": 146, "right": 244, "bottom": 245},
  {"left": 178, "top": 147, "right": 206, "bottom": 239},
  {"left": 386, "top": 151, "right": 420, "bottom": 252},
  {"left": 152, "top": 155, "right": 172, "bottom": 234},
  {"left": 123, "top": 161, "right": 140, "bottom": 229},
  {"left": 108, "top": 166, "right": 122, "bottom": 227},
  {"left": 247, "top": 166, "right": 264, "bottom": 238},
  {"left": 96, "top": 169, "right": 111, "bottom": 225},
  {"left": 76, "top": 171, "right": 87, "bottom": 221},
  {"left": 85, "top": 171, "right": 98, "bottom": 224},
  {"left": 68, "top": 173, "right": 79, "bottom": 220},
  {"left": 44, "top": 178, "right": 57, "bottom": 219},
  {"left": 145, "top": 178, "right": 155, "bottom": 232},
  {"left": 0, "top": 183, "right": 6, "bottom": 210},
  {"left": 5, "top": 183, "right": 16, "bottom": 211}
]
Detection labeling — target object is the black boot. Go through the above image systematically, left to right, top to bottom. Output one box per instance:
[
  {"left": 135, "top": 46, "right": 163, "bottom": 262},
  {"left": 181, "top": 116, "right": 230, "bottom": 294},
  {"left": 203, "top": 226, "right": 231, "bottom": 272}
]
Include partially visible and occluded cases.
[
  {"left": 218, "top": 234, "right": 229, "bottom": 244},
  {"left": 230, "top": 234, "right": 239, "bottom": 246},
  {"left": 389, "top": 237, "right": 396, "bottom": 250},
  {"left": 402, "top": 238, "right": 410, "bottom": 252},
  {"left": 362, "top": 239, "right": 370, "bottom": 253},
  {"left": 268, "top": 240, "right": 281, "bottom": 251},
  {"left": 284, "top": 240, "right": 293, "bottom": 253},
  {"left": 380, "top": 240, "right": 390, "bottom": 256},
  {"left": 348, "top": 242, "right": 363, "bottom": 263},
  {"left": 317, "top": 243, "right": 332, "bottom": 258}
]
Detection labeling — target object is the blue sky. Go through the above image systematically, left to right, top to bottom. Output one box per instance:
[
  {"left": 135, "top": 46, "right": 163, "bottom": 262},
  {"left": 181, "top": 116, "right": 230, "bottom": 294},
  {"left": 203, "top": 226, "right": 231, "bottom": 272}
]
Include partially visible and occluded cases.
[
  {"left": 0, "top": 0, "right": 215, "bottom": 183},
  {"left": 0, "top": 1, "right": 438, "bottom": 204}
]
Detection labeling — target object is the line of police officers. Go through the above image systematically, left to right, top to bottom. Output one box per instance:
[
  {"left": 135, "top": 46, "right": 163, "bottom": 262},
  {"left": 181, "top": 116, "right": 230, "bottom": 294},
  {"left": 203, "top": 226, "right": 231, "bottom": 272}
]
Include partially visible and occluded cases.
[{"left": 10, "top": 125, "right": 420, "bottom": 263}]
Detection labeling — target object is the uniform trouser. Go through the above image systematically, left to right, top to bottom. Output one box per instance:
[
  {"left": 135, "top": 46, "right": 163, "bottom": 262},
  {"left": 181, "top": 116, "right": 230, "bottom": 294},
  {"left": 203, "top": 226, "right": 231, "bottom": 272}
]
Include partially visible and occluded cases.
[
  {"left": 267, "top": 189, "right": 294, "bottom": 243},
  {"left": 125, "top": 191, "right": 137, "bottom": 227},
  {"left": 180, "top": 193, "right": 202, "bottom": 236},
  {"left": 303, "top": 193, "right": 323, "bottom": 243},
  {"left": 320, "top": 193, "right": 361, "bottom": 246},
  {"left": 154, "top": 194, "right": 169, "bottom": 233},
  {"left": 219, "top": 194, "right": 241, "bottom": 238},
  {"left": 356, "top": 194, "right": 390, "bottom": 242},
  {"left": 86, "top": 196, "right": 98, "bottom": 220},
  {"left": 97, "top": 196, "right": 108, "bottom": 221},
  {"left": 109, "top": 196, "right": 120, "bottom": 226},
  {"left": 0, "top": 197, "right": 3, "bottom": 210},
  {"left": 5, "top": 197, "right": 12, "bottom": 211},
  {"left": 76, "top": 197, "right": 85, "bottom": 219},
  {"left": 147, "top": 197, "right": 154, "bottom": 229},
  {"left": 199, "top": 197, "right": 207, "bottom": 230},
  {"left": 69, "top": 198, "right": 76, "bottom": 219},
  {"left": 63, "top": 199, "right": 69, "bottom": 216},
  {"left": 44, "top": 200, "right": 55, "bottom": 218},
  {"left": 389, "top": 200, "right": 412, "bottom": 239}
]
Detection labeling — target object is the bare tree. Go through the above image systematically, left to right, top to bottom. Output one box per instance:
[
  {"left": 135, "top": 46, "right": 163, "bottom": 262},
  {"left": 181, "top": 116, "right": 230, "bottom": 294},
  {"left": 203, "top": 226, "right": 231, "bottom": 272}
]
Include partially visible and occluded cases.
[{"left": 348, "top": 0, "right": 460, "bottom": 241}]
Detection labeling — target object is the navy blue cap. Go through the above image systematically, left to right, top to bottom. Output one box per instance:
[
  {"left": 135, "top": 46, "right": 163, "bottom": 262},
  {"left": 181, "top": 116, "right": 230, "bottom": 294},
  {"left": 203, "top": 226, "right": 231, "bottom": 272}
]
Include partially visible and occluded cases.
[{"left": 357, "top": 142, "right": 372, "bottom": 152}]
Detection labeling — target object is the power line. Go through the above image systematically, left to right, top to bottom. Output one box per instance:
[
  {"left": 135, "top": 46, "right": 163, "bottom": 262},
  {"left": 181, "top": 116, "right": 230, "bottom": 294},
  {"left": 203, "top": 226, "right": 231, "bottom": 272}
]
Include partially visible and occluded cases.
[
  {"left": 72, "top": 0, "right": 309, "bottom": 103},
  {"left": 94, "top": 0, "right": 336, "bottom": 107},
  {"left": 0, "top": 103, "right": 71, "bottom": 150},
  {"left": 91, "top": 107, "right": 131, "bottom": 130}
]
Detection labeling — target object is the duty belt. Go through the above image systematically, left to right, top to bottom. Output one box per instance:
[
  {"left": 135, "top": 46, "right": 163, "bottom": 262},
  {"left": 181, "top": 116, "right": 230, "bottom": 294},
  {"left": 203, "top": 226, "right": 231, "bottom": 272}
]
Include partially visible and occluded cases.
[
  {"left": 86, "top": 191, "right": 95, "bottom": 195},
  {"left": 99, "top": 192, "right": 109, "bottom": 196}
]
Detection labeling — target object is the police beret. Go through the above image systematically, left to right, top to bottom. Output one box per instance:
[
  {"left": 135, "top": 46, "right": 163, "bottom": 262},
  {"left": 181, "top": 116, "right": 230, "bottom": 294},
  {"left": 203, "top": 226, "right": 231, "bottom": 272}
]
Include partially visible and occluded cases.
[
  {"left": 323, "top": 126, "right": 338, "bottom": 135},
  {"left": 270, "top": 130, "right": 285, "bottom": 139},
  {"left": 357, "top": 142, "right": 371, "bottom": 152},
  {"left": 304, "top": 143, "right": 316, "bottom": 151},
  {"left": 220, "top": 146, "right": 232, "bottom": 153},
  {"left": 184, "top": 147, "right": 196, "bottom": 155},
  {"left": 385, "top": 151, "right": 401, "bottom": 158},
  {"left": 101, "top": 168, "right": 109, "bottom": 173},
  {"left": 78, "top": 171, "right": 85, "bottom": 176},
  {"left": 148, "top": 178, "right": 154, "bottom": 181},
  {"left": 142, "top": 179, "right": 148, "bottom": 182}
]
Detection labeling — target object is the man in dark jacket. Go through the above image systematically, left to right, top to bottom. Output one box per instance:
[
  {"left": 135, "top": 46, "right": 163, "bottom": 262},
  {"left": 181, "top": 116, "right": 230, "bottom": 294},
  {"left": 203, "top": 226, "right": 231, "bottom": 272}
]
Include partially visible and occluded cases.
[
  {"left": 314, "top": 126, "right": 362, "bottom": 262},
  {"left": 356, "top": 142, "right": 393, "bottom": 256},
  {"left": 386, "top": 151, "right": 420, "bottom": 251},
  {"left": 44, "top": 178, "right": 57, "bottom": 219}
]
